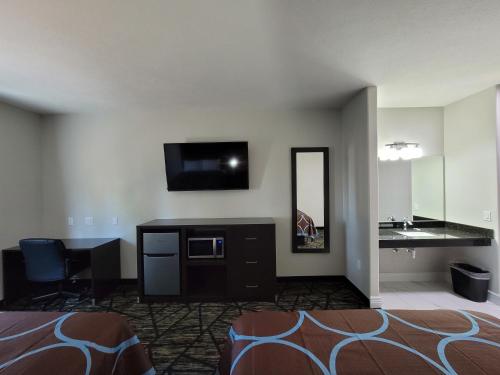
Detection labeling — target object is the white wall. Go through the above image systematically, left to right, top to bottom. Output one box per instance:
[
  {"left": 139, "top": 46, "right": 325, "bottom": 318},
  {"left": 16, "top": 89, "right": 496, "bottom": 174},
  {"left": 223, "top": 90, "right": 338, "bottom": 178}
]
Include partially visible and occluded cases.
[
  {"left": 444, "top": 86, "right": 500, "bottom": 295},
  {"left": 341, "top": 87, "right": 379, "bottom": 303},
  {"left": 0, "top": 102, "right": 42, "bottom": 299},
  {"left": 378, "top": 107, "right": 444, "bottom": 157},
  {"left": 40, "top": 109, "right": 345, "bottom": 279},
  {"left": 296, "top": 152, "right": 324, "bottom": 226},
  {"left": 411, "top": 156, "right": 444, "bottom": 220},
  {"left": 378, "top": 160, "right": 412, "bottom": 221},
  {"left": 380, "top": 247, "right": 458, "bottom": 279}
]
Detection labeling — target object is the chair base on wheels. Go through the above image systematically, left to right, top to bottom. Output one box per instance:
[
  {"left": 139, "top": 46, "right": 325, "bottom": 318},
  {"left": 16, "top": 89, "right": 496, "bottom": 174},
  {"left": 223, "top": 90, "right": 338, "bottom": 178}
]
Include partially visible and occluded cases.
[{"left": 30, "top": 281, "right": 81, "bottom": 303}]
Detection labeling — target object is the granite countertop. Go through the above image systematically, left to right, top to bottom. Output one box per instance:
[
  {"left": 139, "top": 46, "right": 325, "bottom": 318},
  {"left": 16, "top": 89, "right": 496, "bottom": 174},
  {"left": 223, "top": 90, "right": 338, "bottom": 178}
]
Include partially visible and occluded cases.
[{"left": 379, "top": 222, "right": 493, "bottom": 248}]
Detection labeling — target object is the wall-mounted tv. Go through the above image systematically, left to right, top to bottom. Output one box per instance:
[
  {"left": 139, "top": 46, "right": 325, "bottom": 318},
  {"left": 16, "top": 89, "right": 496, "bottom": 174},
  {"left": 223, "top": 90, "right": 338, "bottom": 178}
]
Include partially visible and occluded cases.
[{"left": 164, "top": 142, "right": 249, "bottom": 191}]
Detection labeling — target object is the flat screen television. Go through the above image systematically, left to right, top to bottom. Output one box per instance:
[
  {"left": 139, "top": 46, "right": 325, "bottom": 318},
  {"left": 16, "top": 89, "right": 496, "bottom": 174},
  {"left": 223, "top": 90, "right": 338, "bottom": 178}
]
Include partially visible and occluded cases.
[{"left": 164, "top": 142, "right": 249, "bottom": 191}]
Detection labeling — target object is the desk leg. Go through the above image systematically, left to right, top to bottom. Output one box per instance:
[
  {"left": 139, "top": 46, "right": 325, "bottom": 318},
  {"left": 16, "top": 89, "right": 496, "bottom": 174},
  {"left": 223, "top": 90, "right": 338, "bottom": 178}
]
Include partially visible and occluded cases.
[
  {"left": 90, "top": 239, "right": 121, "bottom": 302},
  {"left": 2, "top": 251, "right": 30, "bottom": 302}
]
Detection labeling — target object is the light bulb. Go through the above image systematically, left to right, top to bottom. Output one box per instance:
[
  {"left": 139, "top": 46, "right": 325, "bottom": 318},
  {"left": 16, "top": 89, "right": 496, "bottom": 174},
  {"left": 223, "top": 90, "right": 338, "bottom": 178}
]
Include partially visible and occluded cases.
[
  {"left": 400, "top": 146, "right": 413, "bottom": 160},
  {"left": 413, "top": 146, "right": 423, "bottom": 159},
  {"left": 387, "top": 147, "right": 399, "bottom": 161},
  {"left": 379, "top": 148, "right": 389, "bottom": 161}
]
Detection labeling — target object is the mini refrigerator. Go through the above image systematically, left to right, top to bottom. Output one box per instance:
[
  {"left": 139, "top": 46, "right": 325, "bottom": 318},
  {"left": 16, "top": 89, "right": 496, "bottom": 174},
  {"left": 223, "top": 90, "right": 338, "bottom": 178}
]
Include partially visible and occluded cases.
[{"left": 143, "top": 232, "right": 180, "bottom": 295}]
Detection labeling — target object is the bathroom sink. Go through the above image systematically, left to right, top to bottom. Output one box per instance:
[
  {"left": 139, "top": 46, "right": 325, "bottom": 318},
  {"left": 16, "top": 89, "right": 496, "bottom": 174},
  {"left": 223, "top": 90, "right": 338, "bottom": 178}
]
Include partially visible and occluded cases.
[{"left": 395, "top": 231, "right": 436, "bottom": 237}]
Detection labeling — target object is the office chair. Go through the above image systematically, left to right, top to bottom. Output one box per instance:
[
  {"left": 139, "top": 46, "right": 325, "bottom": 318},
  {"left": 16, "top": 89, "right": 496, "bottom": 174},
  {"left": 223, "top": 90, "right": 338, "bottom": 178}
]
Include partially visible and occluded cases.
[{"left": 19, "top": 239, "right": 80, "bottom": 302}]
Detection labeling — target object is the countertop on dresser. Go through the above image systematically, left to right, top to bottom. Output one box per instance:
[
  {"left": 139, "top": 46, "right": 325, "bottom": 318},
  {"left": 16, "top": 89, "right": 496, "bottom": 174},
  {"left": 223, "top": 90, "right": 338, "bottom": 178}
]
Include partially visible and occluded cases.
[{"left": 138, "top": 217, "right": 275, "bottom": 228}]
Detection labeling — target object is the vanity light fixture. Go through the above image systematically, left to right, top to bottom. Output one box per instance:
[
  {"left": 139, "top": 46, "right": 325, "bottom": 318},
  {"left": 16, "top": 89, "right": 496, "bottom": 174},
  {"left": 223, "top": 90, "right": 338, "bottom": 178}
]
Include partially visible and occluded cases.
[{"left": 379, "top": 141, "right": 423, "bottom": 161}]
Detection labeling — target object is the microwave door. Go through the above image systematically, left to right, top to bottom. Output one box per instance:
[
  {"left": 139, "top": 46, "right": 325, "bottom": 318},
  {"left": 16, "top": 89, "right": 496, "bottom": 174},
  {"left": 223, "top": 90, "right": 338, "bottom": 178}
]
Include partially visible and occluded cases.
[{"left": 188, "top": 238, "right": 214, "bottom": 258}]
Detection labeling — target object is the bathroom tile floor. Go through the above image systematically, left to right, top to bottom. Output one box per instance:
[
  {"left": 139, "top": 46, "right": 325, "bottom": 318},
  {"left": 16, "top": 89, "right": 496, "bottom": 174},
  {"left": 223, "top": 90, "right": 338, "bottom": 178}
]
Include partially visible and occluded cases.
[{"left": 380, "top": 281, "right": 500, "bottom": 317}]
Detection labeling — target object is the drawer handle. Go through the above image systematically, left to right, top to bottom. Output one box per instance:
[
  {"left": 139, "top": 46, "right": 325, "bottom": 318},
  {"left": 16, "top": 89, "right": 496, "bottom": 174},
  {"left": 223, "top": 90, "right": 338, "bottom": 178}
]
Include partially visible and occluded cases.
[
  {"left": 244, "top": 237, "right": 258, "bottom": 241},
  {"left": 245, "top": 261, "right": 258, "bottom": 264},
  {"left": 245, "top": 284, "right": 259, "bottom": 288}
]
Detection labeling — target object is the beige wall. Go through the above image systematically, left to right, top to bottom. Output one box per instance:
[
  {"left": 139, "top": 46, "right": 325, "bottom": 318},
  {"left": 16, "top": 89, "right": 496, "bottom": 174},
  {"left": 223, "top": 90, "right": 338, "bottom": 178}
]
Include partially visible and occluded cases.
[
  {"left": 341, "top": 87, "right": 379, "bottom": 303},
  {"left": 445, "top": 87, "right": 498, "bottom": 229},
  {"left": 0, "top": 102, "right": 42, "bottom": 299},
  {"left": 378, "top": 107, "right": 444, "bottom": 157},
  {"left": 41, "top": 109, "right": 346, "bottom": 279}
]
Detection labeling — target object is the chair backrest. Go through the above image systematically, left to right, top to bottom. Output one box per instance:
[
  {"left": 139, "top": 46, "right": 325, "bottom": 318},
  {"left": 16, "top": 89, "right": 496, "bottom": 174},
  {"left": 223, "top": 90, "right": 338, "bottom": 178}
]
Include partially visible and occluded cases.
[{"left": 19, "top": 239, "right": 67, "bottom": 282}]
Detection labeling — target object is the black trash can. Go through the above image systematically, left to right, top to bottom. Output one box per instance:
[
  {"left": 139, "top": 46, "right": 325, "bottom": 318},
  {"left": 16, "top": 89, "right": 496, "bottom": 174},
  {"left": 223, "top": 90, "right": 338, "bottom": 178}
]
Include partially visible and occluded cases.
[{"left": 450, "top": 263, "right": 490, "bottom": 302}]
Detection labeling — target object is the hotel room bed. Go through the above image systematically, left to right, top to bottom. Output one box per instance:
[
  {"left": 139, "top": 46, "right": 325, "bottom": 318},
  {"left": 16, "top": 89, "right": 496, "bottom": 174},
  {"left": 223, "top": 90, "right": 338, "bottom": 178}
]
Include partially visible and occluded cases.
[
  {"left": 297, "top": 209, "right": 318, "bottom": 239},
  {"left": 220, "top": 309, "right": 500, "bottom": 374},
  {"left": 0, "top": 311, "right": 154, "bottom": 374}
]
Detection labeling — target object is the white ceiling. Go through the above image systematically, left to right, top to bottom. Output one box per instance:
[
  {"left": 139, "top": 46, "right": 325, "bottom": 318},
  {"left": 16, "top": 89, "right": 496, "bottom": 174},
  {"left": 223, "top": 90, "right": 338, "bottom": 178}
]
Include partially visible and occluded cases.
[{"left": 1, "top": 1, "right": 500, "bottom": 113}]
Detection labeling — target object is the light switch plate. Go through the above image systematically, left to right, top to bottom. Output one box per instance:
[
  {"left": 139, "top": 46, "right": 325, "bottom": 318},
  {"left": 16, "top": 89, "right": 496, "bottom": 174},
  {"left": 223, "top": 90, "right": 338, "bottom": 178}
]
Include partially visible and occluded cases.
[
  {"left": 483, "top": 210, "right": 492, "bottom": 222},
  {"left": 68, "top": 216, "right": 74, "bottom": 226},
  {"left": 84, "top": 216, "right": 94, "bottom": 225},
  {"left": 112, "top": 216, "right": 118, "bottom": 225}
]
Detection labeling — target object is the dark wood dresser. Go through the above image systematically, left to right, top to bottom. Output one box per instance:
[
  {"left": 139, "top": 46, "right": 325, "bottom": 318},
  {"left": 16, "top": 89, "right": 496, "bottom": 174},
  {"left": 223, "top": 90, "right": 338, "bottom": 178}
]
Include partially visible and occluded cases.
[{"left": 137, "top": 218, "right": 276, "bottom": 302}]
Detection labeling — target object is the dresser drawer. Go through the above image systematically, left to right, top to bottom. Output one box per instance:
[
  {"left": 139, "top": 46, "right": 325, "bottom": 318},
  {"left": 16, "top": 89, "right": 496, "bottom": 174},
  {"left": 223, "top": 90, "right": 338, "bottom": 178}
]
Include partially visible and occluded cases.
[
  {"left": 227, "top": 224, "right": 276, "bottom": 300},
  {"left": 229, "top": 225, "right": 275, "bottom": 260},
  {"left": 238, "top": 259, "right": 274, "bottom": 279},
  {"left": 230, "top": 262, "right": 275, "bottom": 296},
  {"left": 231, "top": 280, "right": 275, "bottom": 299},
  {"left": 233, "top": 282, "right": 264, "bottom": 298}
]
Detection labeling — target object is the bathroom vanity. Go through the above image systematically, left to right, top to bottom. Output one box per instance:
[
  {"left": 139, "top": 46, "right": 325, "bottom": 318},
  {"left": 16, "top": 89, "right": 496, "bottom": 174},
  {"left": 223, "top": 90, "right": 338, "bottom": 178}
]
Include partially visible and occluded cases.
[{"left": 379, "top": 221, "right": 493, "bottom": 248}]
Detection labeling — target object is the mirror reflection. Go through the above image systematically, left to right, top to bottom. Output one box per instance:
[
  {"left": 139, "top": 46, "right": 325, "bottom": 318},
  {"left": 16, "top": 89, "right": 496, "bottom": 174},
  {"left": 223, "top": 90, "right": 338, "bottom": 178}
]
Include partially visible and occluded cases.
[
  {"left": 292, "top": 148, "right": 330, "bottom": 253},
  {"left": 378, "top": 155, "right": 444, "bottom": 222}
]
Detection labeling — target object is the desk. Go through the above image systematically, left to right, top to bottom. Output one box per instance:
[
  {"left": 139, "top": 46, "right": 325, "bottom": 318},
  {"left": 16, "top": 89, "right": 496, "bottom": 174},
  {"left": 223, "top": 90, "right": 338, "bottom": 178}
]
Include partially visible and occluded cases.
[{"left": 2, "top": 238, "right": 121, "bottom": 304}]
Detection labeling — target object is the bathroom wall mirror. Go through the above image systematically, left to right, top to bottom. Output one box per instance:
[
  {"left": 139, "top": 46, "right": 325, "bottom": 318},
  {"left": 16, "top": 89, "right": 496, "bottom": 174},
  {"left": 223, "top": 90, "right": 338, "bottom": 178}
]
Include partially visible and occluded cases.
[
  {"left": 291, "top": 147, "right": 330, "bottom": 253},
  {"left": 378, "top": 155, "right": 445, "bottom": 222}
]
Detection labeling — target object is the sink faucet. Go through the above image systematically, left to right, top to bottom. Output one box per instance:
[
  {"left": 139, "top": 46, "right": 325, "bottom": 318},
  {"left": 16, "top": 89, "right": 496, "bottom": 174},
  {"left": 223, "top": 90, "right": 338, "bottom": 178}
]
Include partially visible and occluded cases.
[{"left": 402, "top": 217, "right": 413, "bottom": 231}]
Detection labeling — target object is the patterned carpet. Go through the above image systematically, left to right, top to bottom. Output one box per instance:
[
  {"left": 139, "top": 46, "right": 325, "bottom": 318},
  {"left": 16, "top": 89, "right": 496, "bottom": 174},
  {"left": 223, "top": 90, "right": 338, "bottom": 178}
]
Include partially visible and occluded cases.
[
  {"left": 298, "top": 228, "right": 325, "bottom": 249},
  {"left": 3, "top": 278, "right": 367, "bottom": 375}
]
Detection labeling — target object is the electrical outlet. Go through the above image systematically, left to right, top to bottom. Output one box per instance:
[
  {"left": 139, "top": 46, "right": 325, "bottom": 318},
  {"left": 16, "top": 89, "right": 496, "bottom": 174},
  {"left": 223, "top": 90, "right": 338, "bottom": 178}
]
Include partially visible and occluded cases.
[
  {"left": 483, "top": 210, "right": 492, "bottom": 222},
  {"left": 68, "top": 216, "right": 74, "bottom": 226},
  {"left": 84, "top": 216, "right": 94, "bottom": 225},
  {"left": 112, "top": 216, "right": 118, "bottom": 225}
]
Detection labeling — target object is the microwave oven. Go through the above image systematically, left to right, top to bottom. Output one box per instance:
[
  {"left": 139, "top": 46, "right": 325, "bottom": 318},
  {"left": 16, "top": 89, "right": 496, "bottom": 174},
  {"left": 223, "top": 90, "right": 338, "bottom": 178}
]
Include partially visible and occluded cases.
[{"left": 187, "top": 237, "right": 224, "bottom": 259}]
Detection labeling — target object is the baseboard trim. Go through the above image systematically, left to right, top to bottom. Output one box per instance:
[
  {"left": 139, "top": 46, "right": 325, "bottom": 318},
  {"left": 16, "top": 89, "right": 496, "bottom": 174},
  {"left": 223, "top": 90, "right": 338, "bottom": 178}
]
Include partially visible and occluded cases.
[
  {"left": 379, "top": 272, "right": 448, "bottom": 283},
  {"left": 276, "top": 275, "right": 345, "bottom": 282},
  {"left": 342, "top": 278, "right": 370, "bottom": 307},
  {"left": 488, "top": 290, "right": 500, "bottom": 306},
  {"left": 370, "top": 296, "right": 383, "bottom": 309}
]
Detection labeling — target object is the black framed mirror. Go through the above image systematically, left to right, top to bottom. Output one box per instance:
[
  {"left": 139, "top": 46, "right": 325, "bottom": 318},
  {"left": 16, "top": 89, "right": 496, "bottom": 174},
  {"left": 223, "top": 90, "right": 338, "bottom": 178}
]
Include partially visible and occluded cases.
[{"left": 291, "top": 147, "right": 330, "bottom": 253}]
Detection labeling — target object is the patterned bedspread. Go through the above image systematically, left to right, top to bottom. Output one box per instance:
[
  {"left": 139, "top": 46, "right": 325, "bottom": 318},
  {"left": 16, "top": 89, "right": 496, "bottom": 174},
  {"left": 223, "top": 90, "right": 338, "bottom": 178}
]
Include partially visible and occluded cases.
[
  {"left": 297, "top": 209, "right": 318, "bottom": 238},
  {"left": 220, "top": 309, "right": 500, "bottom": 374},
  {"left": 0, "top": 311, "right": 154, "bottom": 374}
]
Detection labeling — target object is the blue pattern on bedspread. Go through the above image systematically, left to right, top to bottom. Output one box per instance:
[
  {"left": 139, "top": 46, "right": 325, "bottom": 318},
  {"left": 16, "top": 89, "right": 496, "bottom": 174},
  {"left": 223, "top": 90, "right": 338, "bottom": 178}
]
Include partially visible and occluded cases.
[
  {"left": 228, "top": 310, "right": 500, "bottom": 375},
  {"left": 0, "top": 311, "right": 155, "bottom": 375}
]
